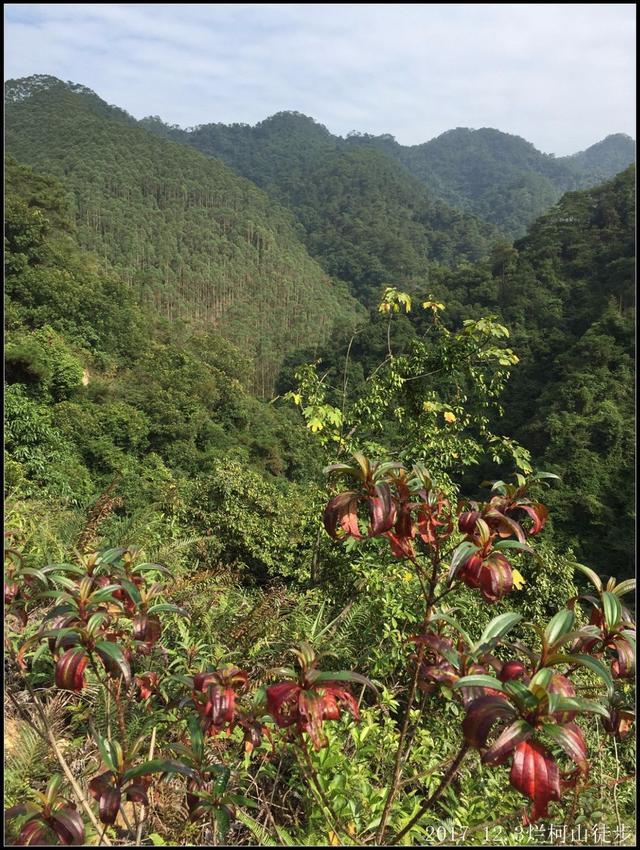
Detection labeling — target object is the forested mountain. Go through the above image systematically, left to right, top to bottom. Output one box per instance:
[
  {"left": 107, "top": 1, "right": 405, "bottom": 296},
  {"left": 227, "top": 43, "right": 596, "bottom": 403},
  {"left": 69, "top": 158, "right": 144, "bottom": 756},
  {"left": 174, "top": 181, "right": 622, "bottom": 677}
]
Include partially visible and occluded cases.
[
  {"left": 4, "top": 67, "right": 635, "bottom": 846},
  {"left": 5, "top": 76, "right": 358, "bottom": 394},
  {"left": 143, "top": 110, "right": 634, "bottom": 242},
  {"left": 146, "top": 111, "right": 500, "bottom": 305},
  {"left": 346, "top": 128, "right": 635, "bottom": 238},
  {"left": 566, "top": 133, "right": 637, "bottom": 181},
  {"left": 5, "top": 155, "right": 324, "bottom": 503}
]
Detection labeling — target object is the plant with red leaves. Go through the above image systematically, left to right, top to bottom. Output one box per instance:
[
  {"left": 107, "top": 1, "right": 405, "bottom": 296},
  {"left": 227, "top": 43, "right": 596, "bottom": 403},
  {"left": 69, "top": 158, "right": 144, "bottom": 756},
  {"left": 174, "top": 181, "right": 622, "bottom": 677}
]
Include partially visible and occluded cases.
[
  {"left": 323, "top": 452, "right": 401, "bottom": 542},
  {"left": 568, "top": 568, "right": 636, "bottom": 680},
  {"left": 453, "top": 605, "right": 622, "bottom": 823},
  {"left": 413, "top": 611, "right": 524, "bottom": 704},
  {"left": 266, "top": 642, "right": 375, "bottom": 750},
  {"left": 189, "top": 664, "right": 248, "bottom": 736},
  {"left": 166, "top": 716, "right": 255, "bottom": 837},
  {"left": 88, "top": 731, "right": 199, "bottom": 826},
  {"left": 5, "top": 775, "right": 85, "bottom": 845}
]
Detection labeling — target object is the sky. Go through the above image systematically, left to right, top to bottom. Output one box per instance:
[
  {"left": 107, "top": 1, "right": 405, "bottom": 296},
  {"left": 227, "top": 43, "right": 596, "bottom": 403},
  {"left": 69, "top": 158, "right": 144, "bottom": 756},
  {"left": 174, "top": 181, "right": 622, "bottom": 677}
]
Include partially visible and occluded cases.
[{"left": 4, "top": 3, "right": 636, "bottom": 155}]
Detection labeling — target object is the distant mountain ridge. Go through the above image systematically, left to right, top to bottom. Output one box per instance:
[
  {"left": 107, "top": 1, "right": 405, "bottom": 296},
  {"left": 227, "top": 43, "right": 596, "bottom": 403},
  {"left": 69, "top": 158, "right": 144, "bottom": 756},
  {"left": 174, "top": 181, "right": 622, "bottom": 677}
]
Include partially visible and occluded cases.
[{"left": 142, "top": 108, "right": 634, "bottom": 239}]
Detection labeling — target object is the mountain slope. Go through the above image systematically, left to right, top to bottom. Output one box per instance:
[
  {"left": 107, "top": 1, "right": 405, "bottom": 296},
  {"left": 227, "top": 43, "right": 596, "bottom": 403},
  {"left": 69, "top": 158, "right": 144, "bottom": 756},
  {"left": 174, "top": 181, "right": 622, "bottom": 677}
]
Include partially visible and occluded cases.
[
  {"left": 5, "top": 76, "right": 358, "bottom": 394},
  {"left": 143, "top": 109, "right": 634, "bottom": 248},
  {"left": 143, "top": 111, "right": 501, "bottom": 305},
  {"left": 346, "top": 127, "right": 635, "bottom": 239},
  {"left": 564, "top": 133, "right": 636, "bottom": 182},
  {"left": 436, "top": 166, "right": 635, "bottom": 576}
]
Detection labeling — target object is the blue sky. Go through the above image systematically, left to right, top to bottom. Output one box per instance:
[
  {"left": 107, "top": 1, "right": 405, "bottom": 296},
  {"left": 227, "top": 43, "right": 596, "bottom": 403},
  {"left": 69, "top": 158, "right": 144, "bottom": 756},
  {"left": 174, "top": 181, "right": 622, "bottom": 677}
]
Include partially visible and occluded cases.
[{"left": 4, "top": 3, "right": 636, "bottom": 155}]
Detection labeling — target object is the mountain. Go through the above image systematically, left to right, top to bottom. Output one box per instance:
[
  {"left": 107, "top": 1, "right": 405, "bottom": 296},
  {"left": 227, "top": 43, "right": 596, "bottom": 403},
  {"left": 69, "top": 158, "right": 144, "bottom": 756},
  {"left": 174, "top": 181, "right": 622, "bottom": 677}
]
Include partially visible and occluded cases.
[
  {"left": 5, "top": 76, "right": 358, "bottom": 394},
  {"left": 142, "top": 110, "right": 634, "bottom": 246},
  {"left": 142, "top": 111, "right": 502, "bottom": 305},
  {"left": 346, "top": 127, "right": 635, "bottom": 238},
  {"left": 565, "top": 133, "right": 636, "bottom": 182}
]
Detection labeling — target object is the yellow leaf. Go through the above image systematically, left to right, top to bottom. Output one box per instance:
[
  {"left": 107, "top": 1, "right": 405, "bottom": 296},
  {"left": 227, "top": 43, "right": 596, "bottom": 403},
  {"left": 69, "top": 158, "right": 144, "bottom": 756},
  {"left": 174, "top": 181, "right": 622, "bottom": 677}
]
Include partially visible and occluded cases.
[
  {"left": 443, "top": 411, "right": 457, "bottom": 423},
  {"left": 512, "top": 569, "right": 526, "bottom": 590},
  {"left": 403, "top": 571, "right": 413, "bottom": 582},
  {"left": 328, "top": 831, "right": 340, "bottom": 845}
]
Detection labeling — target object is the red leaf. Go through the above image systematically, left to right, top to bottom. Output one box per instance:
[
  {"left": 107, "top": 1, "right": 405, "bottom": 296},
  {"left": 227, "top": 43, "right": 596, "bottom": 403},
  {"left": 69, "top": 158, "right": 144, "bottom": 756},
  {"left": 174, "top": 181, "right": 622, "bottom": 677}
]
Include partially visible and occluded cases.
[
  {"left": 368, "top": 484, "right": 396, "bottom": 536},
  {"left": 323, "top": 492, "right": 363, "bottom": 540},
  {"left": 514, "top": 503, "right": 548, "bottom": 536},
  {"left": 458, "top": 510, "right": 481, "bottom": 535},
  {"left": 385, "top": 530, "right": 416, "bottom": 560},
  {"left": 479, "top": 553, "right": 513, "bottom": 603},
  {"left": 459, "top": 554, "right": 483, "bottom": 589},
  {"left": 132, "top": 615, "right": 162, "bottom": 644},
  {"left": 611, "top": 637, "right": 635, "bottom": 679},
  {"left": 54, "top": 648, "right": 89, "bottom": 692},
  {"left": 499, "top": 660, "right": 527, "bottom": 683},
  {"left": 135, "top": 672, "right": 159, "bottom": 701},
  {"left": 548, "top": 673, "right": 576, "bottom": 724},
  {"left": 266, "top": 682, "right": 301, "bottom": 728},
  {"left": 205, "top": 685, "right": 236, "bottom": 734},
  {"left": 322, "top": 685, "right": 359, "bottom": 721},
  {"left": 297, "top": 689, "right": 327, "bottom": 750},
  {"left": 462, "top": 695, "right": 517, "bottom": 748},
  {"left": 482, "top": 719, "right": 534, "bottom": 766},
  {"left": 547, "top": 722, "right": 588, "bottom": 773},
  {"left": 510, "top": 740, "right": 561, "bottom": 823},
  {"left": 89, "top": 772, "right": 115, "bottom": 802},
  {"left": 125, "top": 782, "right": 150, "bottom": 806},
  {"left": 98, "top": 786, "right": 122, "bottom": 825},
  {"left": 50, "top": 807, "right": 85, "bottom": 845},
  {"left": 16, "top": 818, "right": 51, "bottom": 845}
]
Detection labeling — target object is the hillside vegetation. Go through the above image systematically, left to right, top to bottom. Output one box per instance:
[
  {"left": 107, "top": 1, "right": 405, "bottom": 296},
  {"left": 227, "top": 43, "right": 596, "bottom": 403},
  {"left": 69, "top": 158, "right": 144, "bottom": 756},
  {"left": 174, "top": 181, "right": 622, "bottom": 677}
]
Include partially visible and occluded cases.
[
  {"left": 4, "top": 75, "right": 636, "bottom": 849},
  {"left": 5, "top": 76, "right": 358, "bottom": 394}
]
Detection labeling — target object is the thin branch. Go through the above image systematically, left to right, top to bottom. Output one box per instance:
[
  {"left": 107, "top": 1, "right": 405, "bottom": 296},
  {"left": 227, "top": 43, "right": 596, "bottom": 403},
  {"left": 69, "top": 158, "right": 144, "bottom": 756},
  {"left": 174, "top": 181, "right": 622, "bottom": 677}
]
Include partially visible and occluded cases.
[{"left": 391, "top": 743, "right": 470, "bottom": 844}]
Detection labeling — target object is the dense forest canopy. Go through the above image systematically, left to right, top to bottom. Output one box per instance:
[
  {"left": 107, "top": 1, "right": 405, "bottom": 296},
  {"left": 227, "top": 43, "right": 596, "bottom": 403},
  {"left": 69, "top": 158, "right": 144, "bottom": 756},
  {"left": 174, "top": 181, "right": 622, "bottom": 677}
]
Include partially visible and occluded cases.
[
  {"left": 5, "top": 76, "right": 359, "bottom": 395},
  {"left": 142, "top": 106, "right": 634, "bottom": 241}
]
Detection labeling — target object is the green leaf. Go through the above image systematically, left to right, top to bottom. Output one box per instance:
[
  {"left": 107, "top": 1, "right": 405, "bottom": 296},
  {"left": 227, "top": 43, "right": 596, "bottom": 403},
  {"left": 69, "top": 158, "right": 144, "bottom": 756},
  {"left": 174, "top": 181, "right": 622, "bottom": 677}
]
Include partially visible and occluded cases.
[
  {"left": 493, "top": 540, "right": 533, "bottom": 553},
  {"left": 448, "top": 541, "right": 479, "bottom": 582},
  {"left": 96, "top": 547, "right": 128, "bottom": 566},
  {"left": 131, "top": 563, "right": 173, "bottom": 577},
  {"left": 573, "top": 563, "right": 602, "bottom": 592},
  {"left": 20, "top": 567, "right": 49, "bottom": 584},
  {"left": 120, "top": 578, "right": 142, "bottom": 607},
  {"left": 612, "top": 579, "right": 635, "bottom": 598},
  {"left": 89, "top": 584, "right": 124, "bottom": 603},
  {"left": 601, "top": 591, "right": 622, "bottom": 630},
  {"left": 146, "top": 603, "right": 189, "bottom": 617},
  {"left": 544, "top": 609, "right": 575, "bottom": 648},
  {"left": 430, "top": 610, "right": 472, "bottom": 646},
  {"left": 86, "top": 612, "right": 109, "bottom": 636},
  {"left": 473, "top": 612, "right": 522, "bottom": 654},
  {"left": 94, "top": 640, "right": 131, "bottom": 685},
  {"left": 553, "top": 654, "right": 614, "bottom": 697},
  {"left": 311, "top": 670, "right": 378, "bottom": 693},
  {"left": 454, "top": 675, "right": 505, "bottom": 692},
  {"left": 504, "top": 680, "right": 539, "bottom": 712},
  {"left": 549, "top": 696, "right": 610, "bottom": 719},
  {"left": 95, "top": 734, "right": 117, "bottom": 773},
  {"left": 123, "top": 759, "right": 199, "bottom": 783},
  {"left": 214, "top": 806, "right": 231, "bottom": 838},
  {"left": 235, "top": 811, "right": 278, "bottom": 846}
]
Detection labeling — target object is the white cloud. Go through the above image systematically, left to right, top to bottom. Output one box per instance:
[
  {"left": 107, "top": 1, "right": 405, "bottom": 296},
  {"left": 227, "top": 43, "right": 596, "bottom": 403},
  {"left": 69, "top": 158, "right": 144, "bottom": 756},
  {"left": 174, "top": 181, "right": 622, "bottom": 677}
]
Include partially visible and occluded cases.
[{"left": 4, "top": 3, "right": 636, "bottom": 153}]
